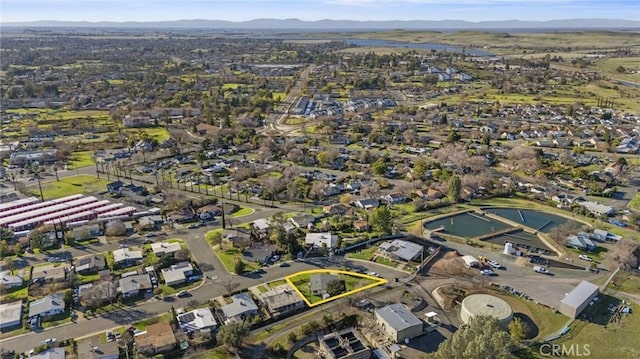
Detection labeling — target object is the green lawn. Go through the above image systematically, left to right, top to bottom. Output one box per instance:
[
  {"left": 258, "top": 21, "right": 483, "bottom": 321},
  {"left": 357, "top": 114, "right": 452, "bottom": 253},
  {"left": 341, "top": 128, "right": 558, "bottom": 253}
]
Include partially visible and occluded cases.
[
  {"left": 67, "top": 151, "right": 95, "bottom": 168},
  {"left": 29, "top": 175, "right": 111, "bottom": 199},
  {"left": 629, "top": 193, "right": 640, "bottom": 211},
  {"left": 230, "top": 207, "right": 254, "bottom": 218},
  {"left": 213, "top": 246, "right": 260, "bottom": 273},
  {"left": 345, "top": 246, "right": 378, "bottom": 261},
  {"left": 373, "top": 256, "right": 398, "bottom": 268},
  {"left": 76, "top": 272, "right": 99, "bottom": 284},
  {"left": 289, "top": 272, "right": 376, "bottom": 305},
  {"left": 608, "top": 273, "right": 640, "bottom": 294},
  {"left": 268, "top": 279, "right": 287, "bottom": 288},
  {"left": 0, "top": 286, "right": 28, "bottom": 302},
  {"left": 497, "top": 293, "right": 568, "bottom": 341},
  {"left": 41, "top": 310, "right": 71, "bottom": 329},
  {"left": 132, "top": 313, "right": 173, "bottom": 331}
]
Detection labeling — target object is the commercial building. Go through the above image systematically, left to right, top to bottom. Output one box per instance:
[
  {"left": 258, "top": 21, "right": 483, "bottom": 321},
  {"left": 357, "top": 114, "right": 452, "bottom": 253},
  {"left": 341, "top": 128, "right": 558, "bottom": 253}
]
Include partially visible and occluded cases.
[
  {"left": 559, "top": 280, "right": 599, "bottom": 318},
  {"left": 0, "top": 300, "right": 23, "bottom": 330},
  {"left": 374, "top": 303, "right": 424, "bottom": 343},
  {"left": 318, "top": 327, "right": 370, "bottom": 359}
]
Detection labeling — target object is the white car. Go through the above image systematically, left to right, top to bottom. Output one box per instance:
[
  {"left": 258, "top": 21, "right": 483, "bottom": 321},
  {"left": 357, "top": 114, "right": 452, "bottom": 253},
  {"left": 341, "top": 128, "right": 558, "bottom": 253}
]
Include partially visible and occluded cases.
[
  {"left": 579, "top": 254, "right": 593, "bottom": 262},
  {"left": 487, "top": 260, "right": 502, "bottom": 269},
  {"left": 480, "top": 269, "right": 496, "bottom": 276},
  {"left": 368, "top": 271, "right": 380, "bottom": 277},
  {"left": 41, "top": 338, "right": 56, "bottom": 345}
]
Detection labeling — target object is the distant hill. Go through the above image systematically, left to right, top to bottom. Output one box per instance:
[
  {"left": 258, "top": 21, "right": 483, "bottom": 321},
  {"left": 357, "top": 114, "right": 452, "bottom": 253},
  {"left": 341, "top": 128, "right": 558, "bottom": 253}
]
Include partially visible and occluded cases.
[{"left": 2, "top": 18, "right": 639, "bottom": 30}]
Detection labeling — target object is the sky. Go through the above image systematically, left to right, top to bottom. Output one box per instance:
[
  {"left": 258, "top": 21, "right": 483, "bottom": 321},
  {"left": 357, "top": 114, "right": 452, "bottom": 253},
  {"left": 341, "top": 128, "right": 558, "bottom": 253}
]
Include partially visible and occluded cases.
[{"left": 1, "top": 0, "right": 639, "bottom": 23}]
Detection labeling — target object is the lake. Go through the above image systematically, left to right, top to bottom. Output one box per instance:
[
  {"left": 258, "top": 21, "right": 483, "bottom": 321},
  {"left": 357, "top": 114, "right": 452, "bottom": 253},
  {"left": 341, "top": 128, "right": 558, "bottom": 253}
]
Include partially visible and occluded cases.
[{"left": 346, "top": 39, "right": 493, "bottom": 56}]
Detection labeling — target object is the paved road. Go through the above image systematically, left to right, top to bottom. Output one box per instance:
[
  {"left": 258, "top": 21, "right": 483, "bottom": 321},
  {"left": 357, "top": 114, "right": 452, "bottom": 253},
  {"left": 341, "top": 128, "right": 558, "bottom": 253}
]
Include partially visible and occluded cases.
[{"left": 0, "top": 251, "right": 402, "bottom": 353}]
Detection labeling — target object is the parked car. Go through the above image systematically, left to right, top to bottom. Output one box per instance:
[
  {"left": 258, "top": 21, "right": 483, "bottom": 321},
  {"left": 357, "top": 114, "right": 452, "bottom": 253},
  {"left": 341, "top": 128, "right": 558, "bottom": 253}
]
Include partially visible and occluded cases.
[
  {"left": 579, "top": 254, "right": 593, "bottom": 262},
  {"left": 487, "top": 260, "right": 503, "bottom": 269},
  {"left": 279, "top": 262, "right": 290, "bottom": 267},
  {"left": 533, "top": 265, "right": 550, "bottom": 274},
  {"left": 480, "top": 269, "right": 496, "bottom": 276},
  {"left": 368, "top": 271, "right": 380, "bottom": 277},
  {"left": 177, "top": 290, "right": 190, "bottom": 298},
  {"left": 40, "top": 338, "right": 56, "bottom": 345}
]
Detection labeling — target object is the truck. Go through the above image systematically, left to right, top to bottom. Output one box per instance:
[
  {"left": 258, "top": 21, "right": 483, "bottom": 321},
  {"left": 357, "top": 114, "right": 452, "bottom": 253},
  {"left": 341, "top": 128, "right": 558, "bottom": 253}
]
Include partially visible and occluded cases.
[
  {"left": 462, "top": 255, "right": 480, "bottom": 268},
  {"left": 533, "top": 265, "right": 550, "bottom": 274}
]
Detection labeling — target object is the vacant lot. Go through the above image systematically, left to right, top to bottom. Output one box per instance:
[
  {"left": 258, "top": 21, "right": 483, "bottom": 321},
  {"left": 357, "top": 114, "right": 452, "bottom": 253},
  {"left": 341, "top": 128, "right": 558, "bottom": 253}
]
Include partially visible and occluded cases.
[{"left": 28, "top": 175, "right": 110, "bottom": 199}]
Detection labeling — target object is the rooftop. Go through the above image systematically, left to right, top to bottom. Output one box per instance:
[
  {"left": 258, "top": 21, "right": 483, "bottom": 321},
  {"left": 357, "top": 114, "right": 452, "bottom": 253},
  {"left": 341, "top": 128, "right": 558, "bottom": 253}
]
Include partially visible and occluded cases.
[
  {"left": 379, "top": 239, "right": 423, "bottom": 261},
  {"left": 561, "top": 280, "right": 599, "bottom": 308},
  {"left": 0, "top": 300, "right": 22, "bottom": 325},
  {"left": 375, "top": 303, "right": 422, "bottom": 331},
  {"left": 177, "top": 307, "right": 217, "bottom": 331}
]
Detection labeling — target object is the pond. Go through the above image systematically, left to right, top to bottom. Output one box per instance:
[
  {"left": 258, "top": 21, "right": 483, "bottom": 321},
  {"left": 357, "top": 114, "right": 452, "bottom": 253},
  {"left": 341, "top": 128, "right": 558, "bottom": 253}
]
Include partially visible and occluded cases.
[
  {"left": 345, "top": 39, "right": 493, "bottom": 56},
  {"left": 484, "top": 208, "right": 582, "bottom": 233},
  {"left": 423, "top": 212, "right": 509, "bottom": 238}
]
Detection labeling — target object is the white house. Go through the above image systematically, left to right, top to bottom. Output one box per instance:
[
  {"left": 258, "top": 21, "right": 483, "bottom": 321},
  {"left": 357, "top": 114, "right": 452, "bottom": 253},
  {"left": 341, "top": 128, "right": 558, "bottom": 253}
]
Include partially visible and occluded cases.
[
  {"left": 305, "top": 232, "right": 339, "bottom": 248},
  {"left": 29, "top": 293, "right": 65, "bottom": 319},
  {"left": 0, "top": 300, "right": 22, "bottom": 329},
  {"left": 177, "top": 307, "right": 217, "bottom": 333}
]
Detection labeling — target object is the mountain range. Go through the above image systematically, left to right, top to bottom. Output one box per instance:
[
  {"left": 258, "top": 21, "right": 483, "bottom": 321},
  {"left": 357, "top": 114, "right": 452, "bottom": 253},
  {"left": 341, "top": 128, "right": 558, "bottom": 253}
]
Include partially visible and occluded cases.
[{"left": 3, "top": 18, "right": 639, "bottom": 30}]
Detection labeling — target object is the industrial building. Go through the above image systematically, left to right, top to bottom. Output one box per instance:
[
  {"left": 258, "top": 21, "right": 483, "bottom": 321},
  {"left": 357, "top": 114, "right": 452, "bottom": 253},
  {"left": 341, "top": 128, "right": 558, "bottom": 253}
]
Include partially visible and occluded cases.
[
  {"left": 0, "top": 195, "right": 137, "bottom": 231},
  {"left": 559, "top": 280, "right": 599, "bottom": 318},
  {"left": 460, "top": 294, "right": 513, "bottom": 326},
  {"left": 374, "top": 303, "right": 424, "bottom": 343},
  {"left": 318, "top": 327, "right": 371, "bottom": 359}
]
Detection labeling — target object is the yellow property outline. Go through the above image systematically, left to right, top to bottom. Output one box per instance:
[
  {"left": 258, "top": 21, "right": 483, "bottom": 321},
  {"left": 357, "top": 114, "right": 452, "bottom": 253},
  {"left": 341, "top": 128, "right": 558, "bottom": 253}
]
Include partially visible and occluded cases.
[{"left": 285, "top": 269, "right": 388, "bottom": 307}]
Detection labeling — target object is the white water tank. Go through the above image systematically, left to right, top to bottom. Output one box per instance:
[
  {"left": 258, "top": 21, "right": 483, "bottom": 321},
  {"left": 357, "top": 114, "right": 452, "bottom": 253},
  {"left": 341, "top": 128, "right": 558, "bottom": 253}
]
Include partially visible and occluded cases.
[{"left": 503, "top": 242, "right": 513, "bottom": 255}]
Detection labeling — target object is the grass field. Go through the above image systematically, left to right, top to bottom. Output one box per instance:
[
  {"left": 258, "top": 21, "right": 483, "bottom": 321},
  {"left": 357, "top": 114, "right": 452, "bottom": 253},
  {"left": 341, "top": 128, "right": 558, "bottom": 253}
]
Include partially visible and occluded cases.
[
  {"left": 68, "top": 151, "right": 95, "bottom": 168},
  {"left": 28, "top": 175, "right": 111, "bottom": 199},
  {"left": 629, "top": 193, "right": 640, "bottom": 211},
  {"left": 230, "top": 207, "right": 254, "bottom": 218},
  {"left": 213, "top": 246, "right": 260, "bottom": 273},
  {"left": 345, "top": 246, "right": 378, "bottom": 261},
  {"left": 288, "top": 271, "right": 379, "bottom": 305},
  {"left": 495, "top": 293, "right": 569, "bottom": 341},
  {"left": 133, "top": 312, "right": 173, "bottom": 331}
]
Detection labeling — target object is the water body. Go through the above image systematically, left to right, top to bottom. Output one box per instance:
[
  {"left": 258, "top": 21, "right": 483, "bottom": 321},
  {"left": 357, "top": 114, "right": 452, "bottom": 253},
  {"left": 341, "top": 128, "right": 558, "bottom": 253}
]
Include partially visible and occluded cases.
[
  {"left": 345, "top": 39, "right": 493, "bottom": 56},
  {"left": 484, "top": 208, "right": 581, "bottom": 233},
  {"left": 423, "top": 212, "right": 509, "bottom": 238}
]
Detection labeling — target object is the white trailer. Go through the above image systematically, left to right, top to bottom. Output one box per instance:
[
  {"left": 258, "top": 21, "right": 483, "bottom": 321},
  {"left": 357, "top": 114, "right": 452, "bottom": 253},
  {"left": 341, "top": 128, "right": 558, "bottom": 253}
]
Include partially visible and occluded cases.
[{"left": 462, "top": 255, "right": 479, "bottom": 268}]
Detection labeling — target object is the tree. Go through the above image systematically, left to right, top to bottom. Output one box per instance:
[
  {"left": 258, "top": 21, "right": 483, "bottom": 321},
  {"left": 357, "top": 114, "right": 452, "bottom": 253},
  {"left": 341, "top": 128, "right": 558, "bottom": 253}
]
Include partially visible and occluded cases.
[
  {"left": 616, "top": 65, "right": 626, "bottom": 73},
  {"left": 447, "top": 129, "right": 461, "bottom": 143},
  {"left": 372, "top": 158, "right": 387, "bottom": 176},
  {"left": 412, "top": 158, "right": 428, "bottom": 180},
  {"left": 448, "top": 174, "right": 462, "bottom": 202},
  {"left": 371, "top": 206, "right": 393, "bottom": 235},
  {"left": 105, "top": 220, "right": 126, "bottom": 237},
  {"left": 0, "top": 227, "right": 13, "bottom": 241},
  {"left": 175, "top": 249, "right": 190, "bottom": 261},
  {"left": 234, "top": 258, "right": 246, "bottom": 274},
  {"left": 326, "top": 279, "right": 346, "bottom": 297},
  {"left": 435, "top": 316, "right": 513, "bottom": 359},
  {"left": 509, "top": 317, "right": 526, "bottom": 341},
  {"left": 216, "top": 321, "right": 248, "bottom": 350},
  {"left": 287, "top": 332, "right": 298, "bottom": 344}
]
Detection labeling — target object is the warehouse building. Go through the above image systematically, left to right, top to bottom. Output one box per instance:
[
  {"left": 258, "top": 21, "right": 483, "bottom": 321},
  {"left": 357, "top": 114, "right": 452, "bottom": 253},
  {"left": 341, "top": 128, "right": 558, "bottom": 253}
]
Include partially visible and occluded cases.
[{"left": 559, "top": 280, "right": 599, "bottom": 318}]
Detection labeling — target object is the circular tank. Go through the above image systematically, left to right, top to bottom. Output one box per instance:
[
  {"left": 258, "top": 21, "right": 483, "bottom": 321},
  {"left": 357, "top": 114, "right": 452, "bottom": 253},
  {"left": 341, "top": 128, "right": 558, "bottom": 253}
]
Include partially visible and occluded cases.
[{"left": 460, "top": 294, "right": 513, "bottom": 326}]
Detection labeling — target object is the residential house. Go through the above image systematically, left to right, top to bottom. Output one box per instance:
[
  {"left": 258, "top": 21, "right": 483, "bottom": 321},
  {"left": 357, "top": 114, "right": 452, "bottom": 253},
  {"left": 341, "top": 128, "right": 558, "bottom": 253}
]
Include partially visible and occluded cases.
[
  {"left": 415, "top": 188, "right": 444, "bottom": 201},
  {"left": 383, "top": 193, "right": 408, "bottom": 204},
  {"left": 354, "top": 198, "right": 380, "bottom": 210},
  {"left": 580, "top": 201, "right": 615, "bottom": 216},
  {"left": 323, "top": 204, "right": 350, "bottom": 216},
  {"left": 167, "top": 208, "right": 195, "bottom": 224},
  {"left": 289, "top": 215, "right": 316, "bottom": 229},
  {"left": 138, "top": 216, "right": 164, "bottom": 230},
  {"left": 251, "top": 218, "right": 271, "bottom": 239},
  {"left": 353, "top": 221, "right": 371, "bottom": 232},
  {"left": 72, "top": 224, "right": 103, "bottom": 241},
  {"left": 305, "top": 232, "right": 339, "bottom": 249},
  {"left": 565, "top": 233, "right": 597, "bottom": 251},
  {"left": 379, "top": 240, "right": 423, "bottom": 262},
  {"left": 151, "top": 242, "right": 182, "bottom": 257},
  {"left": 112, "top": 248, "right": 143, "bottom": 268},
  {"left": 75, "top": 255, "right": 106, "bottom": 274},
  {"left": 161, "top": 262, "right": 196, "bottom": 286},
  {"left": 32, "top": 264, "right": 68, "bottom": 284},
  {"left": 0, "top": 270, "right": 23, "bottom": 290},
  {"left": 118, "top": 273, "right": 152, "bottom": 298},
  {"left": 310, "top": 274, "right": 340, "bottom": 296},
  {"left": 257, "top": 284, "right": 305, "bottom": 317},
  {"left": 29, "top": 293, "right": 65, "bottom": 320},
  {"left": 221, "top": 293, "right": 259, "bottom": 324},
  {"left": 0, "top": 300, "right": 22, "bottom": 330},
  {"left": 177, "top": 307, "right": 217, "bottom": 333},
  {"left": 135, "top": 322, "right": 177, "bottom": 356},
  {"left": 78, "top": 337, "right": 119, "bottom": 359},
  {"left": 30, "top": 348, "right": 65, "bottom": 359}
]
